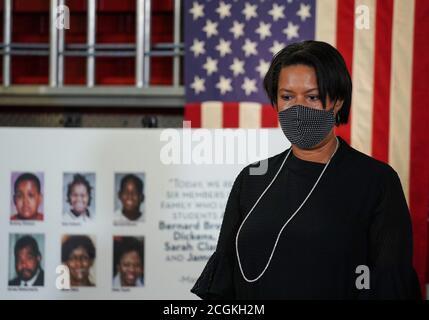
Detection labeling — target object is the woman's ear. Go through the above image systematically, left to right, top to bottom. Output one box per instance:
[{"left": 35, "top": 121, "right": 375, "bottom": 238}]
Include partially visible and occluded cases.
[
  {"left": 333, "top": 100, "right": 343, "bottom": 114},
  {"left": 334, "top": 100, "right": 344, "bottom": 126}
]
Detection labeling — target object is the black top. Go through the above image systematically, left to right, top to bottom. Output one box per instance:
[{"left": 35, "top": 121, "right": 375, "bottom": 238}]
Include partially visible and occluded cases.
[{"left": 191, "top": 136, "right": 421, "bottom": 300}]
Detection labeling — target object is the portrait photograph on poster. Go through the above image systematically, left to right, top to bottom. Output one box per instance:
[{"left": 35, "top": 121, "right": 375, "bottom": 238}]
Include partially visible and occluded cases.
[
  {"left": 10, "top": 172, "right": 44, "bottom": 222},
  {"left": 63, "top": 173, "right": 96, "bottom": 224},
  {"left": 114, "top": 173, "right": 145, "bottom": 224},
  {"left": 8, "top": 233, "right": 45, "bottom": 288},
  {"left": 61, "top": 235, "right": 97, "bottom": 288},
  {"left": 112, "top": 236, "right": 145, "bottom": 289}
]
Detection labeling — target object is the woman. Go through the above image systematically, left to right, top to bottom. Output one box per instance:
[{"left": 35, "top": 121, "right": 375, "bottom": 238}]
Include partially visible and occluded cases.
[
  {"left": 191, "top": 41, "right": 421, "bottom": 300},
  {"left": 64, "top": 174, "right": 93, "bottom": 222},
  {"left": 62, "top": 235, "right": 96, "bottom": 287},
  {"left": 113, "top": 237, "right": 144, "bottom": 287}
]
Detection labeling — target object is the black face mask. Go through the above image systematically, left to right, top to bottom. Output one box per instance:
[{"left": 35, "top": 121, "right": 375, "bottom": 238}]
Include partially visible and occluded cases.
[{"left": 278, "top": 105, "right": 335, "bottom": 149}]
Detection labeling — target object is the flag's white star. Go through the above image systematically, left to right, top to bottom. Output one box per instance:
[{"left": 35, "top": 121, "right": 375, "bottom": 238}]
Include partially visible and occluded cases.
[
  {"left": 287, "top": 0, "right": 293, "bottom": 3},
  {"left": 216, "top": 1, "right": 232, "bottom": 19},
  {"left": 189, "top": 2, "right": 204, "bottom": 20},
  {"left": 242, "top": 2, "right": 258, "bottom": 21},
  {"left": 268, "top": 3, "right": 285, "bottom": 21},
  {"left": 296, "top": 3, "right": 312, "bottom": 22},
  {"left": 203, "top": 19, "right": 218, "bottom": 38},
  {"left": 229, "top": 20, "right": 245, "bottom": 39},
  {"left": 255, "top": 21, "right": 272, "bottom": 40},
  {"left": 283, "top": 21, "right": 299, "bottom": 40},
  {"left": 190, "top": 38, "right": 205, "bottom": 57},
  {"left": 215, "top": 38, "right": 232, "bottom": 57},
  {"left": 242, "top": 38, "right": 258, "bottom": 57},
  {"left": 269, "top": 40, "right": 285, "bottom": 55},
  {"left": 203, "top": 57, "right": 218, "bottom": 75},
  {"left": 229, "top": 58, "right": 245, "bottom": 76},
  {"left": 256, "top": 59, "right": 270, "bottom": 78},
  {"left": 190, "top": 76, "right": 206, "bottom": 94},
  {"left": 216, "top": 76, "right": 232, "bottom": 95},
  {"left": 241, "top": 77, "right": 257, "bottom": 96}
]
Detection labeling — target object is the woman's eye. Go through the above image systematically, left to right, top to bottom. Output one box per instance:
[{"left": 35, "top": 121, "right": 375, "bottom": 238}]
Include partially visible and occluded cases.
[
  {"left": 281, "top": 95, "right": 293, "bottom": 101},
  {"left": 308, "top": 95, "right": 320, "bottom": 101}
]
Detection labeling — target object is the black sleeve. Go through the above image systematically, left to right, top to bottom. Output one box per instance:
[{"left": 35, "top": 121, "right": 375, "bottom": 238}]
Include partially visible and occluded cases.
[
  {"left": 360, "top": 168, "right": 422, "bottom": 300},
  {"left": 191, "top": 169, "right": 244, "bottom": 300}
]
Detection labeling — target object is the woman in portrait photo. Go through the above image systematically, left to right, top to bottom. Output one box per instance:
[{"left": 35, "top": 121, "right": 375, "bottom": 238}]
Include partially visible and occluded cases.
[
  {"left": 191, "top": 40, "right": 421, "bottom": 300},
  {"left": 64, "top": 174, "right": 94, "bottom": 222},
  {"left": 62, "top": 235, "right": 96, "bottom": 287},
  {"left": 113, "top": 236, "right": 144, "bottom": 288}
]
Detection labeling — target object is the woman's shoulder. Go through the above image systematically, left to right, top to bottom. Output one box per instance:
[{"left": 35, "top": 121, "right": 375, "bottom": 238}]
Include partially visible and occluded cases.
[
  {"left": 343, "top": 141, "right": 399, "bottom": 182},
  {"left": 234, "top": 149, "right": 290, "bottom": 186}
]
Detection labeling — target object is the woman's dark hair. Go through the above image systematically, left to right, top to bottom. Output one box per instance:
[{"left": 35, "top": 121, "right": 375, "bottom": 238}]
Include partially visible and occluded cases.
[
  {"left": 263, "top": 40, "right": 352, "bottom": 125},
  {"left": 14, "top": 173, "right": 41, "bottom": 194},
  {"left": 67, "top": 174, "right": 92, "bottom": 206},
  {"left": 119, "top": 174, "right": 144, "bottom": 195},
  {"left": 14, "top": 235, "right": 41, "bottom": 259},
  {"left": 61, "top": 235, "right": 96, "bottom": 262},
  {"left": 113, "top": 237, "right": 144, "bottom": 274}
]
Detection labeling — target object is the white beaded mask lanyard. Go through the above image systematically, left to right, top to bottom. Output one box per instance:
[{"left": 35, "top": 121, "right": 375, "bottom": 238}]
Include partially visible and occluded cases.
[{"left": 236, "top": 137, "right": 340, "bottom": 283}]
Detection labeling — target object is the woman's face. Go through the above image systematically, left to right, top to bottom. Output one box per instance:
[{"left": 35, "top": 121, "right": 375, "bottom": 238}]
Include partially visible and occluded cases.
[
  {"left": 276, "top": 64, "right": 337, "bottom": 113},
  {"left": 119, "top": 181, "right": 142, "bottom": 213},
  {"left": 70, "top": 183, "right": 89, "bottom": 214},
  {"left": 66, "top": 246, "right": 92, "bottom": 286},
  {"left": 118, "top": 251, "right": 142, "bottom": 286}
]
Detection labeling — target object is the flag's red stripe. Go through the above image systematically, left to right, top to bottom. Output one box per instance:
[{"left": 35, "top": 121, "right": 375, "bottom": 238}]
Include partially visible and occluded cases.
[
  {"left": 334, "top": 0, "right": 354, "bottom": 144},
  {"left": 372, "top": 0, "right": 393, "bottom": 163},
  {"left": 410, "top": 0, "right": 429, "bottom": 293},
  {"left": 223, "top": 102, "right": 239, "bottom": 128},
  {"left": 184, "top": 103, "right": 201, "bottom": 128},
  {"left": 261, "top": 104, "right": 279, "bottom": 128}
]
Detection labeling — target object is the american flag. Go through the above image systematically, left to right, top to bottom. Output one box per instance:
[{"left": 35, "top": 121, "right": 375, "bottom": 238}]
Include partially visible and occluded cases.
[{"left": 184, "top": 0, "right": 429, "bottom": 295}]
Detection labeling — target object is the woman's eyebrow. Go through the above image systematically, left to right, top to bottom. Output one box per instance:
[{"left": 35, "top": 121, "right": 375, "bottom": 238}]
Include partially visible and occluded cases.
[{"left": 278, "top": 88, "right": 319, "bottom": 93}]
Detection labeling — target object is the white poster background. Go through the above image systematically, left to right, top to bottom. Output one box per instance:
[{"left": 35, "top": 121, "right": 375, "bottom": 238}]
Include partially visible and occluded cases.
[{"left": 0, "top": 128, "right": 288, "bottom": 299}]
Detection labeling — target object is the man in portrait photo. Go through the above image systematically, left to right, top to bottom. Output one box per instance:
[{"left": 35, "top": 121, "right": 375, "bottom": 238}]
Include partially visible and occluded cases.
[{"left": 9, "top": 235, "right": 44, "bottom": 287}]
